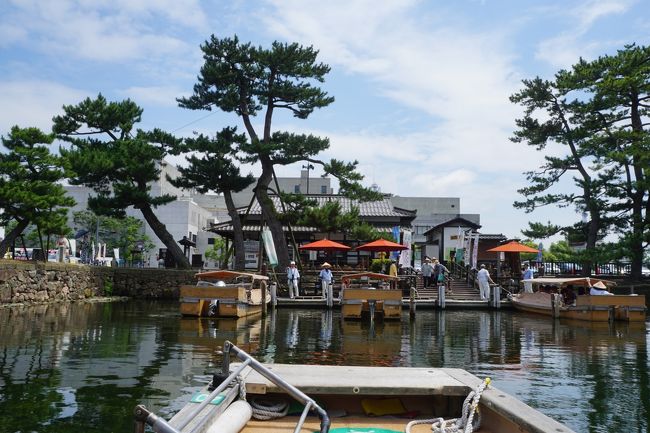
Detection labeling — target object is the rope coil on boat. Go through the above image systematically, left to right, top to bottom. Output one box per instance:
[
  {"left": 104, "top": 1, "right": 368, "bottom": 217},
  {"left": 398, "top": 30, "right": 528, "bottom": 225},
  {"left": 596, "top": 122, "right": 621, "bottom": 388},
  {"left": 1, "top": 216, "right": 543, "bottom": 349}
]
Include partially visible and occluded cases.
[
  {"left": 405, "top": 377, "right": 491, "bottom": 433},
  {"left": 249, "top": 397, "right": 290, "bottom": 420}
]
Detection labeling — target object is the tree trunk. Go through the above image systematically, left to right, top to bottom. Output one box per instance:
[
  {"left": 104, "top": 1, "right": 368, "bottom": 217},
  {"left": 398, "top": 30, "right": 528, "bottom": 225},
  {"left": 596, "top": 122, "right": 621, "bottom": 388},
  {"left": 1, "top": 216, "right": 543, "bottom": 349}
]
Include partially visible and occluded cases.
[
  {"left": 628, "top": 96, "right": 646, "bottom": 280},
  {"left": 255, "top": 163, "right": 290, "bottom": 270},
  {"left": 224, "top": 190, "right": 246, "bottom": 270},
  {"left": 139, "top": 204, "right": 191, "bottom": 269},
  {"left": 581, "top": 210, "right": 600, "bottom": 277},
  {"left": 0, "top": 219, "right": 29, "bottom": 258}
]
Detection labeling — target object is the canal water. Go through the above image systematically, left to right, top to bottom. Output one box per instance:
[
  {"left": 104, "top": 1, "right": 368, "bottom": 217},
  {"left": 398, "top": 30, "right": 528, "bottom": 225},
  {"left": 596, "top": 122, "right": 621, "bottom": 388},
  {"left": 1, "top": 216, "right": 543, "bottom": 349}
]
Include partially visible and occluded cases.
[{"left": 0, "top": 300, "right": 647, "bottom": 433}]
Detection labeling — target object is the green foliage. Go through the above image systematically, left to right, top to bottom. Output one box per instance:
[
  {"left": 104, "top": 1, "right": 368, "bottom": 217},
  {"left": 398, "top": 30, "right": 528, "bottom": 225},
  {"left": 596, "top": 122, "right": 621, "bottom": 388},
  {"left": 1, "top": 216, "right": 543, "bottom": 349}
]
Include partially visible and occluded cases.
[
  {"left": 179, "top": 35, "right": 381, "bottom": 266},
  {"left": 513, "top": 44, "right": 650, "bottom": 276},
  {"left": 54, "top": 94, "right": 190, "bottom": 268},
  {"left": 54, "top": 95, "right": 181, "bottom": 215},
  {"left": 0, "top": 126, "right": 75, "bottom": 255},
  {"left": 168, "top": 128, "right": 255, "bottom": 194},
  {"left": 297, "top": 202, "right": 359, "bottom": 233},
  {"left": 72, "top": 210, "right": 153, "bottom": 262},
  {"left": 349, "top": 223, "right": 394, "bottom": 242},
  {"left": 204, "top": 237, "right": 227, "bottom": 266},
  {"left": 370, "top": 258, "right": 391, "bottom": 273},
  {"left": 103, "top": 277, "right": 113, "bottom": 296}
]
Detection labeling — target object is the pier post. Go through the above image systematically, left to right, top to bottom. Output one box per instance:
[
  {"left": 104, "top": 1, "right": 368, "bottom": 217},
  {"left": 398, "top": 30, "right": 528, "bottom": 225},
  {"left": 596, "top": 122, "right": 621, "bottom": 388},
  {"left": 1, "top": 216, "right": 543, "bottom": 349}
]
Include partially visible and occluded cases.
[
  {"left": 261, "top": 282, "right": 268, "bottom": 317},
  {"left": 270, "top": 282, "right": 277, "bottom": 308},
  {"left": 326, "top": 282, "right": 333, "bottom": 309},
  {"left": 438, "top": 285, "right": 446, "bottom": 309},
  {"left": 492, "top": 285, "right": 501, "bottom": 309},
  {"left": 409, "top": 286, "right": 416, "bottom": 319},
  {"left": 551, "top": 293, "right": 561, "bottom": 318}
]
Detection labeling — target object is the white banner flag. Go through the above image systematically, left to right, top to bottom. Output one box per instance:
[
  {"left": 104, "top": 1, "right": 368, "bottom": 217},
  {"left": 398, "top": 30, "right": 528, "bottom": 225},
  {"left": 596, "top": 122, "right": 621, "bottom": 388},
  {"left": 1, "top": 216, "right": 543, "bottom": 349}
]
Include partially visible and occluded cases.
[
  {"left": 399, "top": 230, "right": 412, "bottom": 268},
  {"left": 463, "top": 231, "right": 471, "bottom": 265},
  {"left": 471, "top": 233, "right": 480, "bottom": 269}
]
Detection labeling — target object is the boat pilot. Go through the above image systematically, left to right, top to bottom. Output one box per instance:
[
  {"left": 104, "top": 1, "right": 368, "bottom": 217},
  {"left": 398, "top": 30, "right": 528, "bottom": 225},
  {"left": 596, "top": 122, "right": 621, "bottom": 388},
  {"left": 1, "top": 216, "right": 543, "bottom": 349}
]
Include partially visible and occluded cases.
[
  {"left": 286, "top": 261, "right": 300, "bottom": 299},
  {"left": 589, "top": 281, "right": 614, "bottom": 296}
]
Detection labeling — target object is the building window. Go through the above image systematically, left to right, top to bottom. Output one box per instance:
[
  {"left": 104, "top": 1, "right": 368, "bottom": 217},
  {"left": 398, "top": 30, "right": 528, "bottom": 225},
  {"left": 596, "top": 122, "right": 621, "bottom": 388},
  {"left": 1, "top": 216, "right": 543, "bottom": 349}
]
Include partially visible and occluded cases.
[
  {"left": 294, "top": 185, "right": 300, "bottom": 193},
  {"left": 321, "top": 185, "right": 327, "bottom": 194},
  {"left": 208, "top": 238, "right": 215, "bottom": 245}
]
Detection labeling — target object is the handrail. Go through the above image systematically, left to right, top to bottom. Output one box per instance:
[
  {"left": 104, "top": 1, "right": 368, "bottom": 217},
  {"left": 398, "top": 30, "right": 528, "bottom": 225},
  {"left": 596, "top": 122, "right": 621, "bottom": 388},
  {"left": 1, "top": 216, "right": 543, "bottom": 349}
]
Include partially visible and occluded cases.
[
  {"left": 134, "top": 341, "right": 331, "bottom": 433},
  {"left": 222, "top": 341, "right": 331, "bottom": 433}
]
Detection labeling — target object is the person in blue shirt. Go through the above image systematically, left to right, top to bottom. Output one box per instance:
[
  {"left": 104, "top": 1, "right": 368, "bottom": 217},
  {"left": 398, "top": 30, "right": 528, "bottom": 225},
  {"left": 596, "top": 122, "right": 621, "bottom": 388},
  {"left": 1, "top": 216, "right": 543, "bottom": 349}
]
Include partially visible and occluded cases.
[{"left": 522, "top": 264, "right": 534, "bottom": 293}]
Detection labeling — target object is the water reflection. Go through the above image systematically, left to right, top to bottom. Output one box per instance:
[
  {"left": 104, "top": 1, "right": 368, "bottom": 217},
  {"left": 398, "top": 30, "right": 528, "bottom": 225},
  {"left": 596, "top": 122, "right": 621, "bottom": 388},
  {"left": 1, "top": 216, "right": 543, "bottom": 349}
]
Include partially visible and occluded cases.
[{"left": 0, "top": 302, "right": 647, "bottom": 433}]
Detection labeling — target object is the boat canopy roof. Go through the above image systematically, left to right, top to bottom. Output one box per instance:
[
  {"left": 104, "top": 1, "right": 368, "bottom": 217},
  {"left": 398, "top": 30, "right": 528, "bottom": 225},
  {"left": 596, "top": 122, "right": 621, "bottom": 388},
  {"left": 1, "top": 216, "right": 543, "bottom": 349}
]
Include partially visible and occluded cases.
[
  {"left": 195, "top": 270, "right": 269, "bottom": 281},
  {"left": 341, "top": 272, "right": 399, "bottom": 283},
  {"left": 523, "top": 277, "right": 615, "bottom": 287}
]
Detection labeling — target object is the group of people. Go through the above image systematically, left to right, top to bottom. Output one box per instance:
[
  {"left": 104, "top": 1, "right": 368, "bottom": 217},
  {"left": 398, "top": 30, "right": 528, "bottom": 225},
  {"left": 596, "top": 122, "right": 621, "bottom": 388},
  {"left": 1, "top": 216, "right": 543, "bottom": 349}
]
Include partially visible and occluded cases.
[
  {"left": 420, "top": 257, "right": 450, "bottom": 289},
  {"left": 286, "top": 260, "right": 333, "bottom": 299}
]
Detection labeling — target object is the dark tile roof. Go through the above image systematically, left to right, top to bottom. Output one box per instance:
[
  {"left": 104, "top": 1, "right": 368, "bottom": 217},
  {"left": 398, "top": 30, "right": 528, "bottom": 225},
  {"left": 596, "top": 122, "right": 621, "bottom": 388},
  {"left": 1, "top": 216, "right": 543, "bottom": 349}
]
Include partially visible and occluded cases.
[
  {"left": 243, "top": 195, "right": 416, "bottom": 218},
  {"left": 423, "top": 216, "right": 482, "bottom": 235}
]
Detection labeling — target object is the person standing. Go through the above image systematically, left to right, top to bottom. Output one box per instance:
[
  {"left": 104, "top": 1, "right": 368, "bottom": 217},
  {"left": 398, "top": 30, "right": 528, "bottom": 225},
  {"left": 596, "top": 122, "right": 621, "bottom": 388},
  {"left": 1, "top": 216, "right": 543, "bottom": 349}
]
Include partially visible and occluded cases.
[
  {"left": 421, "top": 258, "right": 433, "bottom": 288},
  {"left": 433, "top": 259, "right": 449, "bottom": 288},
  {"left": 389, "top": 260, "right": 398, "bottom": 277},
  {"left": 286, "top": 261, "right": 300, "bottom": 299},
  {"left": 319, "top": 262, "right": 333, "bottom": 299},
  {"left": 477, "top": 264, "right": 495, "bottom": 300},
  {"left": 522, "top": 264, "right": 534, "bottom": 293}
]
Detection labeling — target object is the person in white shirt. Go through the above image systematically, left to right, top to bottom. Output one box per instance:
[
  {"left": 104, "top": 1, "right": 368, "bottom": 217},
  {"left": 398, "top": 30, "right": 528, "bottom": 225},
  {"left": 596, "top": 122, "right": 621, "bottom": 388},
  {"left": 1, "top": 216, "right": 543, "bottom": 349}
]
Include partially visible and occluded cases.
[
  {"left": 421, "top": 258, "right": 434, "bottom": 288},
  {"left": 286, "top": 261, "right": 300, "bottom": 299},
  {"left": 319, "top": 262, "right": 333, "bottom": 299},
  {"left": 477, "top": 264, "right": 495, "bottom": 300},
  {"left": 522, "top": 264, "right": 534, "bottom": 293}
]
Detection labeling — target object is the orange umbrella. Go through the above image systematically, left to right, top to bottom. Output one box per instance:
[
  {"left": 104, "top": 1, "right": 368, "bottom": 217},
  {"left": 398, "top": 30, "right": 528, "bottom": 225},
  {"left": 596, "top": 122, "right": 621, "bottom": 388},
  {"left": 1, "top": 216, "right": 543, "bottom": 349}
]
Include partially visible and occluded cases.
[
  {"left": 299, "top": 239, "right": 350, "bottom": 251},
  {"left": 355, "top": 239, "right": 408, "bottom": 252},
  {"left": 487, "top": 241, "right": 539, "bottom": 253}
]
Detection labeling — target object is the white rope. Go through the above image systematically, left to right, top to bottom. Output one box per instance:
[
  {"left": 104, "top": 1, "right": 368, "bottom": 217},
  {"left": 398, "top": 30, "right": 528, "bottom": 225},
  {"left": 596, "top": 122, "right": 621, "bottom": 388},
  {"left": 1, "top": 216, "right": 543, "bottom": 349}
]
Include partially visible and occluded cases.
[
  {"left": 405, "top": 378, "right": 491, "bottom": 433},
  {"left": 249, "top": 397, "right": 290, "bottom": 420}
]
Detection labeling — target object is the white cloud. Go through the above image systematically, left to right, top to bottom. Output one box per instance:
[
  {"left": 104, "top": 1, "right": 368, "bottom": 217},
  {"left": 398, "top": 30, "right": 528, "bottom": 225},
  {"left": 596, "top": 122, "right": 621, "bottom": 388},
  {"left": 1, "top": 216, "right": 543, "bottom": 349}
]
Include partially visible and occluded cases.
[
  {"left": 1, "top": 0, "right": 207, "bottom": 62},
  {"left": 535, "top": 0, "right": 634, "bottom": 68},
  {"left": 0, "top": 80, "right": 87, "bottom": 134},
  {"left": 120, "top": 85, "right": 189, "bottom": 107}
]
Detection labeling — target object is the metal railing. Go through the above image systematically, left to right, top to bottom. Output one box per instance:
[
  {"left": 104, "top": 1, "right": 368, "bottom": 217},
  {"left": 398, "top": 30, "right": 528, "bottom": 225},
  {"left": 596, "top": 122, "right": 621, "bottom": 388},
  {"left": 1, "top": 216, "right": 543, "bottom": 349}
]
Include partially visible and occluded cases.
[{"left": 134, "top": 340, "right": 331, "bottom": 433}]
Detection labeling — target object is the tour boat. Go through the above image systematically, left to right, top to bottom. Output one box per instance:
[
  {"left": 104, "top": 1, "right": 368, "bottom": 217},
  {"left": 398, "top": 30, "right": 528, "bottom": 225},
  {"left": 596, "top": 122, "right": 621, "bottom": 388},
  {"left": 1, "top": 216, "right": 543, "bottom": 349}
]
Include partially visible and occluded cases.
[
  {"left": 179, "top": 270, "right": 270, "bottom": 318},
  {"left": 339, "top": 272, "right": 402, "bottom": 320},
  {"left": 510, "top": 277, "right": 646, "bottom": 322},
  {"left": 134, "top": 341, "right": 575, "bottom": 433}
]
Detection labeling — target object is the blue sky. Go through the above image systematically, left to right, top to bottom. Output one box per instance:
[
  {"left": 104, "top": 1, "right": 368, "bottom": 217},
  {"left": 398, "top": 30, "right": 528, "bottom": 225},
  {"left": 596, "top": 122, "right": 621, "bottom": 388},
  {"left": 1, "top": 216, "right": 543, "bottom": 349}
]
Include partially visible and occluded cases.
[{"left": 1, "top": 0, "right": 648, "bottom": 240}]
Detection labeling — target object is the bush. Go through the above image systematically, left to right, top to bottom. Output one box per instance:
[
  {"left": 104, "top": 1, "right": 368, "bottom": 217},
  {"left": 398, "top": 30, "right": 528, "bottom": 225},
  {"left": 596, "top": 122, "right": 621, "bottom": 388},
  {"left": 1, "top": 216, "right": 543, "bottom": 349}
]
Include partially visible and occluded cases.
[
  {"left": 370, "top": 258, "right": 392, "bottom": 273},
  {"left": 103, "top": 277, "right": 113, "bottom": 296}
]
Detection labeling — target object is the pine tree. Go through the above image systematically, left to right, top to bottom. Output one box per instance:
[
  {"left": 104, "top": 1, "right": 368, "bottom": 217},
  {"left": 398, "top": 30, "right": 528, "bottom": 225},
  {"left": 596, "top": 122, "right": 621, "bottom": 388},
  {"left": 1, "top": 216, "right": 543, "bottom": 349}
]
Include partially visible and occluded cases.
[
  {"left": 179, "top": 35, "right": 381, "bottom": 269},
  {"left": 53, "top": 94, "right": 191, "bottom": 268},
  {"left": 0, "top": 126, "right": 74, "bottom": 259},
  {"left": 168, "top": 128, "right": 255, "bottom": 270}
]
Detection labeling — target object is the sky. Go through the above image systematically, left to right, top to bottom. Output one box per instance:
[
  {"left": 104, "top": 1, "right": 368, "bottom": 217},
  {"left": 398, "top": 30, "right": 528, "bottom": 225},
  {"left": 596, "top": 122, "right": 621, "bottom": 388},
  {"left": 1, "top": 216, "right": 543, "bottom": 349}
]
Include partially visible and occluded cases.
[{"left": 1, "top": 0, "right": 648, "bottom": 241}]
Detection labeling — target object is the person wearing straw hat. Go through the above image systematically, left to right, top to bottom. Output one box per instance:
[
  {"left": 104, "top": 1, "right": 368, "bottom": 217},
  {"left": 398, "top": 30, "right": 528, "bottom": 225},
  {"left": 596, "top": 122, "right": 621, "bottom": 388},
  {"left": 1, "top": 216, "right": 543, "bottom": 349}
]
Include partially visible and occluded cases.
[
  {"left": 286, "top": 261, "right": 300, "bottom": 299},
  {"left": 319, "top": 262, "right": 333, "bottom": 299},
  {"left": 590, "top": 281, "right": 613, "bottom": 296}
]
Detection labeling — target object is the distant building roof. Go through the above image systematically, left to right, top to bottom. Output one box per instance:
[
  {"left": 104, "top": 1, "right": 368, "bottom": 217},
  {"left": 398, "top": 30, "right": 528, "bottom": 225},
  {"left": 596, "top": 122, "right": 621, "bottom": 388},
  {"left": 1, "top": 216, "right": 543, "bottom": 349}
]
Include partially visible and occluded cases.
[
  {"left": 244, "top": 195, "right": 416, "bottom": 219},
  {"left": 423, "top": 216, "right": 482, "bottom": 235}
]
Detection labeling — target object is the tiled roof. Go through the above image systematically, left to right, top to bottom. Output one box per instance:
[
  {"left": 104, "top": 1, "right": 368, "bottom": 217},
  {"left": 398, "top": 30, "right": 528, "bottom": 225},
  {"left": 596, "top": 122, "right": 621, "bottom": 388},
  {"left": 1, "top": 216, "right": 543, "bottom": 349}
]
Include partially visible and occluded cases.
[
  {"left": 243, "top": 195, "right": 416, "bottom": 218},
  {"left": 208, "top": 222, "right": 410, "bottom": 234}
]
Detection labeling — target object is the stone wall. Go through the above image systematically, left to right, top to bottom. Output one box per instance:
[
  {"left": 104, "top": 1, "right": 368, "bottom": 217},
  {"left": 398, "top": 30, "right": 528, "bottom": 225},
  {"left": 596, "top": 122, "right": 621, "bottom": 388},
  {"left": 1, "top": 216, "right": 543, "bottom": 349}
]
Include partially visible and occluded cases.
[{"left": 0, "top": 260, "right": 196, "bottom": 305}]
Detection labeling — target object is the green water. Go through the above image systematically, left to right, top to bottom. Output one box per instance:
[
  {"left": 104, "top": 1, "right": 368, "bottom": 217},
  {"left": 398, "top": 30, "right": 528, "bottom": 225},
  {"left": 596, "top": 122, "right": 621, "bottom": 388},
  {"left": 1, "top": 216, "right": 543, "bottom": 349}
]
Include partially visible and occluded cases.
[{"left": 0, "top": 300, "right": 648, "bottom": 432}]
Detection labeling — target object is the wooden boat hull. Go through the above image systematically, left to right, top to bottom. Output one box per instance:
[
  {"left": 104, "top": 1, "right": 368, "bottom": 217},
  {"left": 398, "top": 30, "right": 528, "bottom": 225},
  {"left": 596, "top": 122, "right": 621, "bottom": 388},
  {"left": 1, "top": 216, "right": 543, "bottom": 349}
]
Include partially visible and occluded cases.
[
  {"left": 179, "top": 285, "right": 269, "bottom": 318},
  {"left": 341, "top": 288, "right": 402, "bottom": 320},
  {"left": 512, "top": 293, "right": 646, "bottom": 322},
  {"left": 167, "top": 364, "right": 575, "bottom": 433}
]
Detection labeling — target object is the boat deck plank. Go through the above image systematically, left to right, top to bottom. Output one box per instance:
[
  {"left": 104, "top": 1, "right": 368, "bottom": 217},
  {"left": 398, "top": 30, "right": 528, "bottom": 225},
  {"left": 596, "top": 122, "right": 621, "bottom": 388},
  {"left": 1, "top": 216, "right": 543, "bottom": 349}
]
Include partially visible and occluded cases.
[
  {"left": 240, "top": 364, "right": 468, "bottom": 396},
  {"left": 241, "top": 416, "right": 496, "bottom": 432}
]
